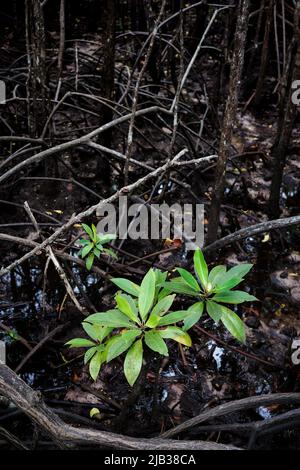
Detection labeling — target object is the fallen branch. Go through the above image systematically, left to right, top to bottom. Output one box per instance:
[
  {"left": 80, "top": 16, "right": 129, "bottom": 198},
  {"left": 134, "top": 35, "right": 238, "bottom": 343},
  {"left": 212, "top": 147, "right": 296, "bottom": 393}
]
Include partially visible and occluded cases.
[
  {"left": 0, "top": 106, "right": 170, "bottom": 185},
  {"left": 87, "top": 140, "right": 192, "bottom": 190},
  {"left": 0, "top": 149, "right": 187, "bottom": 277},
  {"left": 24, "top": 201, "right": 40, "bottom": 236},
  {"left": 204, "top": 214, "right": 300, "bottom": 253},
  {"left": 0, "top": 233, "right": 110, "bottom": 280},
  {"left": 46, "top": 247, "right": 86, "bottom": 315},
  {"left": 14, "top": 324, "right": 66, "bottom": 374},
  {"left": 0, "top": 364, "right": 239, "bottom": 450},
  {"left": 161, "top": 392, "right": 300, "bottom": 438},
  {"left": 185, "top": 407, "right": 300, "bottom": 441},
  {"left": 247, "top": 407, "right": 300, "bottom": 448}
]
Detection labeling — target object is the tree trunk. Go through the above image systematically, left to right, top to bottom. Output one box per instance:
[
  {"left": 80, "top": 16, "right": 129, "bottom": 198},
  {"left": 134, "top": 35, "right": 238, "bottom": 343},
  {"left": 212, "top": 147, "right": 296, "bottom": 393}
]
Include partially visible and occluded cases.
[
  {"left": 25, "top": 0, "right": 48, "bottom": 138},
  {"left": 58, "top": 0, "right": 65, "bottom": 79},
  {"left": 99, "top": 0, "right": 116, "bottom": 148},
  {"left": 189, "top": 0, "right": 209, "bottom": 53},
  {"left": 206, "top": 0, "right": 249, "bottom": 245},
  {"left": 246, "top": 0, "right": 265, "bottom": 78},
  {"left": 253, "top": 0, "right": 274, "bottom": 106},
  {"left": 268, "top": 1, "right": 300, "bottom": 218},
  {"left": 213, "top": 3, "right": 234, "bottom": 114}
]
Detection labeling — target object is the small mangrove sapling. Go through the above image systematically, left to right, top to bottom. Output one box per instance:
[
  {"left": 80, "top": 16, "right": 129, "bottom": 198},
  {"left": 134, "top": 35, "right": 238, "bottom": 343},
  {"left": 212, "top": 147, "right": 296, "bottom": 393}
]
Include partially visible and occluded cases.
[
  {"left": 78, "top": 223, "right": 116, "bottom": 270},
  {"left": 67, "top": 249, "right": 257, "bottom": 385},
  {"left": 163, "top": 249, "right": 257, "bottom": 343},
  {"left": 67, "top": 268, "right": 191, "bottom": 385}
]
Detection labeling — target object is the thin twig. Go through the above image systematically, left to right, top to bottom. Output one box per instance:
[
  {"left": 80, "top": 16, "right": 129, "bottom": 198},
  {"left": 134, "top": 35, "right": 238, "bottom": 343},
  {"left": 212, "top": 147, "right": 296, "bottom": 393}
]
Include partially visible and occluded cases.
[
  {"left": 24, "top": 201, "right": 40, "bottom": 236},
  {"left": 46, "top": 247, "right": 86, "bottom": 315},
  {"left": 14, "top": 324, "right": 66, "bottom": 374},
  {"left": 194, "top": 325, "right": 280, "bottom": 369}
]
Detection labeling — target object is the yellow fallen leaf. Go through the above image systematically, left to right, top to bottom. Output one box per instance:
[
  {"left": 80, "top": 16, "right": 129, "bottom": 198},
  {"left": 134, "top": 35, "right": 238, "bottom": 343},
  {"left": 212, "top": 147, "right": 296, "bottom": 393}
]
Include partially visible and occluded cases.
[
  {"left": 262, "top": 233, "right": 270, "bottom": 243},
  {"left": 90, "top": 408, "right": 100, "bottom": 419}
]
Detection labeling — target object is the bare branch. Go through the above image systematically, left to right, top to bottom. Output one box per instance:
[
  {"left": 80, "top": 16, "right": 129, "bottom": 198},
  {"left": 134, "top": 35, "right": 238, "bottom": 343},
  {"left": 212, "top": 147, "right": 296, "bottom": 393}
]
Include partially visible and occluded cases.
[{"left": 0, "top": 364, "right": 238, "bottom": 450}]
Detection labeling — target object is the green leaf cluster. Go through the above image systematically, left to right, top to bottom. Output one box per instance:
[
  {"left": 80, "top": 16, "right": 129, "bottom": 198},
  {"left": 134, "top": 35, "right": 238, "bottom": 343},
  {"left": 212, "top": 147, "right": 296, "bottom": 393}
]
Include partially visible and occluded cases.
[
  {"left": 78, "top": 224, "right": 117, "bottom": 270},
  {"left": 67, "top": 249, "right": 257, "bottom": 386},
  {"left": 163, "top": 249, "right": 257, "bottom": 342},
  {"left": 67, "top": 268, "right": 191, "bottom": 386}
]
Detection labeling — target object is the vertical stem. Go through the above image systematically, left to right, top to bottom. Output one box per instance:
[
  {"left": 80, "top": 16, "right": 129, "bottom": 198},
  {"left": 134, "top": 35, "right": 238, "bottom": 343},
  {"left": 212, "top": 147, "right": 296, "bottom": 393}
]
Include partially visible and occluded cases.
[
  {"left": 25, "top": 0, "right": 48, "bottom": 138},
  {"left": 58, "top": 0, "right": 65, "bottom": 78},
  {"left": 98, "top": 0, "right": 116, "bottom": 151},
  {"left": 123, "top": 0, "right": 167, "bottom": 185},
  {"left": 189, "top": 0, "right": 209, "bottom": 53},
  {"left": 206, "top": 0, "right": 249, "bottom": 245},
  {"left": 246, "top": 0, "right": 264, "bottom": 76},
  {"left": 253, "top": 0, "right": 274, "bottom": 106},
  {"left": 281, "top": 0, "right": 286, "bottom": 71},
  {"left": 268, "top": 2, "right": 300, "bottom": 218}
]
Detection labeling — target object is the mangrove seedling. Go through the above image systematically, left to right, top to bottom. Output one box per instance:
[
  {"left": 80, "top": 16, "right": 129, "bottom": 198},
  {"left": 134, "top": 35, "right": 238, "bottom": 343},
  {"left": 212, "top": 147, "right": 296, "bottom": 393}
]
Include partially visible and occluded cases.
[
  {"left": 78, "top": 223, "right": 116, "bottom": 270},
  {"left": 163, "top": 248, "right": 257, "bottom": 343},
  {"left": 77, "top": 268, "right": 192, "bottom": 385}
]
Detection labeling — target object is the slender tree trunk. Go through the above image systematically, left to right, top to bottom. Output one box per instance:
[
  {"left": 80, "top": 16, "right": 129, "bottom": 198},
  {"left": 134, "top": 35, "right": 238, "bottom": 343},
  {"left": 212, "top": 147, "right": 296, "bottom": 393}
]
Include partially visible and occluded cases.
[
  {"left": 25, "top": 0, "right": 48, "bottom": 138},
  {"left": 58, "top": 0, "right": 65, "bottom": 78},
  {"left": 99, "top": 0, "right": 116, "bottom": 148},
  {"left": 130, "top": 0, "right": 146, "bottom": 31},
  {"left": 131, "top": 0, "right": 137, "bottom": 31},
  {"left": 137, "top": 0, "right": 147, "bottom": 31},
  {"left": 189, "top": 0, "right": 209, "bottom": 53},
  {"left": 206, "top": 0, "right": 249, "bottom": 245},
  {"left": 246, "top": 0, "right": 265, "bottom": 77},
  {"left": 253, "top": 0, "right": 274, "bottom": 106},
  {"left": 268, "top": 1, "right": 300, "bottom": 218},
  {"left": 214, "top": 3, "right": 234, "bottom": 114}
]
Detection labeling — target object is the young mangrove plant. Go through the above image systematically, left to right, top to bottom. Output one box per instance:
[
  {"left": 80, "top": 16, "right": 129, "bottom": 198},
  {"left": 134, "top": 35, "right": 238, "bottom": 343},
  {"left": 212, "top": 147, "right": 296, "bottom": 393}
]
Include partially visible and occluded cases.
[
  {"left": 78, "top": 223, "right": 116, "bottom": 270},
  {"left": 163, "top": 248, "right": 257, "bottom": 343},
  {"left": 66, "top": 250, "right": 257, "bottom": 385},
  {"left": 67, "top": 268, "right": 191, "bottom": 385}
]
